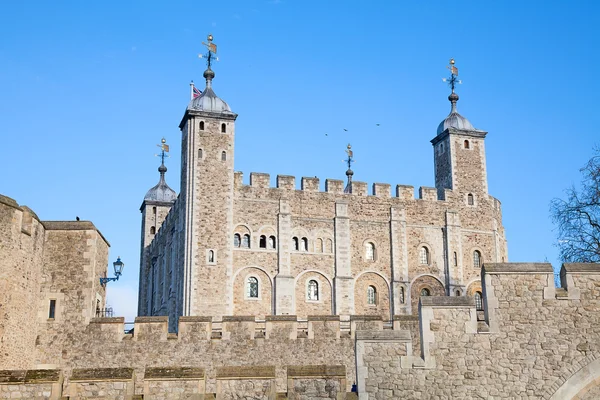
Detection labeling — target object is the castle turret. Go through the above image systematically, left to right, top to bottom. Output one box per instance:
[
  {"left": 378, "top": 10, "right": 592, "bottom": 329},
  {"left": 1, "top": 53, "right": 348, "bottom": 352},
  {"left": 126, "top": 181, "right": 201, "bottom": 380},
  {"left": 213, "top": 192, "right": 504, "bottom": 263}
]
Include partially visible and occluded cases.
[
  {"left": 178, "top": 35, "right": 238, "bottom": 316},
  {"left": 432, "top": 59, "right": 489, "bottom": 200},
  {"left": 138, "top": 141, "right": 177, "bottom": 316}
]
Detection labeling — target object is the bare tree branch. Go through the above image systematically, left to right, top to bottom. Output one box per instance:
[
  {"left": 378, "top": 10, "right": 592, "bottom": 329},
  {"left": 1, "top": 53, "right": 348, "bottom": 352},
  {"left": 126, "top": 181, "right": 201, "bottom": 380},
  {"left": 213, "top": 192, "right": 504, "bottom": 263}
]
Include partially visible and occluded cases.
[{"left": 551, "top": 148, "right": 600, "bottom": 263}]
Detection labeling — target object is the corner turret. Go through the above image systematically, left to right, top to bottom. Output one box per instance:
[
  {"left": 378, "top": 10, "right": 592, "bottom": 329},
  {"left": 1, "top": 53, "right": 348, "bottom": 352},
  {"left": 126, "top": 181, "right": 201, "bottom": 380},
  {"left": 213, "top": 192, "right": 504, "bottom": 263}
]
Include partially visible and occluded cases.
[
  {"left": 432, "top": 59, "right": 489, "bottom": 197},
  {"left": 138, "top": 138, "right": 177, "bottom": 316}
]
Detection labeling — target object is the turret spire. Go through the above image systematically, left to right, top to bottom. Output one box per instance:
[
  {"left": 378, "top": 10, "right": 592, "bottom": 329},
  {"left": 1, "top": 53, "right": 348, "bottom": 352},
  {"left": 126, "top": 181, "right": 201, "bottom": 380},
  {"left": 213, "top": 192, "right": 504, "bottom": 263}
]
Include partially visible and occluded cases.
[
  {"left": 188, "top": 34, "right": 233, "bottom": 114},
  {"left": 199, "top": 34, "right": 218, "bottom": 89},
  {"left": 437, "top": 58, "right": 475, "bottom": 134},
  {"left": 442, "top": 58, "right": 462, "bottom": 113},
  {"left": 144, "top": 138, "right": 176, "bottom": 203},
  {"left": 343, "top": 144, "right": 354, "bottom": 194}
]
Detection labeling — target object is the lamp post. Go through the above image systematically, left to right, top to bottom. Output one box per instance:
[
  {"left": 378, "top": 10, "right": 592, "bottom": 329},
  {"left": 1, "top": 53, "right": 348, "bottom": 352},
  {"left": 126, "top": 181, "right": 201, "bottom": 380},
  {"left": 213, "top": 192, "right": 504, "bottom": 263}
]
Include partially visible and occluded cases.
[{"left": 100, "top": 257, "right": 125, "bottom": 285}]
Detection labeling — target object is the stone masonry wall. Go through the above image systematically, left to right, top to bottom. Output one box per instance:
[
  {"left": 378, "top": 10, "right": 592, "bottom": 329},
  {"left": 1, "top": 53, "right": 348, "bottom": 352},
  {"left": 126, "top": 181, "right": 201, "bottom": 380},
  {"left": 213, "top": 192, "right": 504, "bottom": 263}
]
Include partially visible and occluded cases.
[
  {"left": 0, "top": 196, "right": 45, "bottom": 369},
  {"left": 35, "top": 222, "right": 109, "bottom": 367},
  {"left": 356, "top": 263, "right": 600, "bottom": 399}
]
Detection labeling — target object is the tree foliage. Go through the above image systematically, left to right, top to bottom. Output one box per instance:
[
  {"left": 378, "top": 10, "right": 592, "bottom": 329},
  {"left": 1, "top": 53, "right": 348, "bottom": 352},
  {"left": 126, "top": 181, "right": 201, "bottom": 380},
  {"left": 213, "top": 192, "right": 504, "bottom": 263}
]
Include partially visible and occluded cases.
[{"left": 551, "top": 150, "right": 600, "bottom": 263}]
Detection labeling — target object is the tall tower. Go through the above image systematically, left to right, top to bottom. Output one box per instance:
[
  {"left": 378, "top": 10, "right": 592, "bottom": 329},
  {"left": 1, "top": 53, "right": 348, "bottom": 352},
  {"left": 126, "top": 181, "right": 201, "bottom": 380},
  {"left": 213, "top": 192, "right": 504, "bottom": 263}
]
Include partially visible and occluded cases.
[
  {"left": 178, "top": 35, "right": 238, "bottom": 316},
  {"left": 432, "top": 59, "right": 489, "bottom": 200},
  {"left": 138, "top": 139, "right": 177, "bottom": 316}
]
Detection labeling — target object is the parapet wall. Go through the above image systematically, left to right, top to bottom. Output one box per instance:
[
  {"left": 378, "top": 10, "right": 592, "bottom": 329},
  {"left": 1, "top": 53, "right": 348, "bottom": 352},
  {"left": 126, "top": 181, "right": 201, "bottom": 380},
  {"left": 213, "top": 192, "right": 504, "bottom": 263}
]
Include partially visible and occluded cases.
[
  {"left": 235, "top": 171, "right": 490, "bottom": 202},
  {"left": 5, "top": 262, "right": 600, "bottom": 399},
  {"left": 356, "top": 262, "right": 600, "bottom": 399}
]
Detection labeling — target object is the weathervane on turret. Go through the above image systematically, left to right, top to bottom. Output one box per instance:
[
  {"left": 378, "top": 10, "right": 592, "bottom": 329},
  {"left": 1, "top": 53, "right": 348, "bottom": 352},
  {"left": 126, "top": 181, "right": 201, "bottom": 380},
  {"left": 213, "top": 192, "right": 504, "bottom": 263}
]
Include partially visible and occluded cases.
[
  {"left": 199, "top": 34, "right": 218, "bottom": 69},
  {"left": 442, "top": 58, "right": 462, "bottom": 94},
  {"left": 442, "top": 58, "right": 463, "bottom": 114},
  {"left": 155, "top": 138, "right": 170, "bottom": 166},
  {"left": 343, "top": 144, "right": 355, "bottom": 194}
]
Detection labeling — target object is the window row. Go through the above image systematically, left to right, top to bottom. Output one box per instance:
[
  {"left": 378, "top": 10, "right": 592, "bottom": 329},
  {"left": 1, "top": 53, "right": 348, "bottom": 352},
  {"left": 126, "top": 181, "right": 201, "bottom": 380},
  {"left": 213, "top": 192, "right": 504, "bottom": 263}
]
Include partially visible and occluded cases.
[
  {"left": 198, "top": 121, "right": 228, "bottom": 133},
  {"left": 197, "top": 149, "right": 228, "bottom": 161},
  {"left": 234, "top": 234, "right": 277, "bottom": 249},
  {"left": 291, "top": 237, "right": 333, "bottom": 253},
  {"left": 420, "top": 247, "right": 483, "bottom": 268},
  {"left": 245, "top": 276, "right": 378, "bottom": 305}
]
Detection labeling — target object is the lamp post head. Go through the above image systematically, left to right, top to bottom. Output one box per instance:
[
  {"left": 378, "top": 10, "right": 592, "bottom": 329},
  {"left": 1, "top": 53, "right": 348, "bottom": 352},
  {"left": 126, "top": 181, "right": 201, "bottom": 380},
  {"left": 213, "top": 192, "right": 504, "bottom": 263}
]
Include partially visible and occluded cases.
[{"left": 113, "top": 256, "right": 124, "bottom": 278}]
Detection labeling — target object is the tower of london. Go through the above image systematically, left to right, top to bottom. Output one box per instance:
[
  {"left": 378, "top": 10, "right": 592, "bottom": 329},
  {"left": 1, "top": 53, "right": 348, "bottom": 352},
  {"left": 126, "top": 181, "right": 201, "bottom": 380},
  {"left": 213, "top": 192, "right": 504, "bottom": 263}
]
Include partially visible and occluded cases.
[
  {"left": 2, "top": 40, "right": 600, "bottom": 399},
  {"left": 137, "top": 48, "right": 507, "bottom": 331}
]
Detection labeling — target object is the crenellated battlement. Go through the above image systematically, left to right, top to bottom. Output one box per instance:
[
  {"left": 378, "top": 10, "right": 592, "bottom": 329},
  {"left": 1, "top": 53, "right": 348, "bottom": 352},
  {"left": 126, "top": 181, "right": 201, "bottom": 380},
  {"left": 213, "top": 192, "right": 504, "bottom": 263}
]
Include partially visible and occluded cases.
[
  {"left": 233, "top": 171, "right": 466, "bottom": 202},
  {"left": 86, "top": 314, "right": 385, "bottom": 343}
]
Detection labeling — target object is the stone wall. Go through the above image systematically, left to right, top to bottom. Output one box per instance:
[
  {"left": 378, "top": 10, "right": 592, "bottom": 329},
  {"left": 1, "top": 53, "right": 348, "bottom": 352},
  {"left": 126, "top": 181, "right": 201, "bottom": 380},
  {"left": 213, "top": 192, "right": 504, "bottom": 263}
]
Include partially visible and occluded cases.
[
  {"left": 0, "top": 196, "right": 45, "bottom": 369},
  {"left": 35, "top": 221, "right": 110, "bottom": 366},
  {"left": 356, "top": 263, "right": 600, "bottom": 399}
]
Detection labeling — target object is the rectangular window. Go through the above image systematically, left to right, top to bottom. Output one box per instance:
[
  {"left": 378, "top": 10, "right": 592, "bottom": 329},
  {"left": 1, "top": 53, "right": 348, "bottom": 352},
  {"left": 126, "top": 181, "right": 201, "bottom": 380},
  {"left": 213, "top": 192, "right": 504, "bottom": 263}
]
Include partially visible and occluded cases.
[{"left": 48, "top": 299, "right": 56, "bottom": 319}]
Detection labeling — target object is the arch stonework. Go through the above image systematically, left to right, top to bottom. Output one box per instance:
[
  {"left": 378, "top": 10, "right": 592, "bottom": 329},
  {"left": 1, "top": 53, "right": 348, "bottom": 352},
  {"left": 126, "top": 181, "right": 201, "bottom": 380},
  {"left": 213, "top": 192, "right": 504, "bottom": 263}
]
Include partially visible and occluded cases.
[
  {"left": 232, "top": 267, "right": 272, "bottom": 318},
  {"left": 294, "top": 271, "right": 332, "bottom": 318},
  {"left": 354, "top": 272, "right": 391, "bottom": 320},
  {"left": 410, "top": 275, "right": 444, "bottom": 315},
  {"left": 466, "top": 280, "right": 482, "bottom": 296},
  {"left": 547, "top": 356, "right": 600, "bottom": 400}
]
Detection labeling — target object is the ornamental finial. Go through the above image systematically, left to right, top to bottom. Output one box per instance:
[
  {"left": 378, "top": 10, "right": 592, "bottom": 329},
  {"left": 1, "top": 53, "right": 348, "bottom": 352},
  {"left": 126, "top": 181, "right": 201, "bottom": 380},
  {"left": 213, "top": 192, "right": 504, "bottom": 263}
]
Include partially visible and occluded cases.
[
  {"left": 199, "top": 34, "right": 218, "bottom": 69},
  {"left": 442, "top": 58, "right": 462, "bottom": 112},
  {"left": 155, "top": 137, "right": 170, "bottom": 176},
  {"left": 343, "top": 144, "right": 355, "bottom": 194}
]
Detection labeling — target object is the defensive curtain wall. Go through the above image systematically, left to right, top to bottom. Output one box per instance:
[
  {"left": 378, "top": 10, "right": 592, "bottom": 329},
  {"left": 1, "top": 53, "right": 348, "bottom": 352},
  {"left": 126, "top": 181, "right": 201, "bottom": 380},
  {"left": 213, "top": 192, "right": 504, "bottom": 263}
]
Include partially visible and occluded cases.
[
  {"left": 139, "top": 170, "right": 507, "bottom": 329},
  {"left": 0, "top": 195, "right": 109, "bottom": 371},
  {"left": 3, "top": 199, "right": 600, "bottom": 400}
]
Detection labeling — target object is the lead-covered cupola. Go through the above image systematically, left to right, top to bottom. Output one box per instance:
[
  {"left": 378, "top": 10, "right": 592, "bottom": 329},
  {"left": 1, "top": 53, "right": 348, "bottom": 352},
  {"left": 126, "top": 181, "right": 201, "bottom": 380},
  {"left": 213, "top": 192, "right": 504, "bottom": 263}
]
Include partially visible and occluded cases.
[
  {"left": 187, "top": 34, "right": 234, "bottom": 115},
  {"left": 436, "top": 59, "right": 477, "bottom": 134},
  {"left": 437, "top": 91, "right": 476, "bottom": 134},
  {"left": 143, "top": 138, "right": 176, "bottom": 203}
]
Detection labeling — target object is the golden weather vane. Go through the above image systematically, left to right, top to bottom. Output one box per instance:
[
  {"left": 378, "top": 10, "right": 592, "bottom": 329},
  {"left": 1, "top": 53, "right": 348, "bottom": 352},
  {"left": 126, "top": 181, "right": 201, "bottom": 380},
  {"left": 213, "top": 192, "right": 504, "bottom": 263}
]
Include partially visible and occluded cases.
[
  {"left": 199, "top": 34, "right": 219, "bottom": 68},
  {"left": 442, "top": 58, "right": 462, "bottom": 93},
  {"left": 155, "top": 138, "right": 170, "bottom": 165}
]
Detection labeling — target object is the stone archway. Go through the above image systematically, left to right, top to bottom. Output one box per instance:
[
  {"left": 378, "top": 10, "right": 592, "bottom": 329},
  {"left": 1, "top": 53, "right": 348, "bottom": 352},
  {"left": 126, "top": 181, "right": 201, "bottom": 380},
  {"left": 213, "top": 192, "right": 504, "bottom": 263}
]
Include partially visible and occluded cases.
[
  {"left": 410, "top": 275, "right": 445, "bottom": 315},
  {"left": 548, "top": 358, "right": 600, "bottom": 399}
]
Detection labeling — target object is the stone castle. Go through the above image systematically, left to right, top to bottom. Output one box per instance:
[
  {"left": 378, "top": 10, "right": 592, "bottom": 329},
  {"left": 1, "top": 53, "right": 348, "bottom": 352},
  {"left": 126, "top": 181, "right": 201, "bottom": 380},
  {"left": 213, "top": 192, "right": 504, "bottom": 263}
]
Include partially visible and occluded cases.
[{"left": 1, "top": 42, "right": 600, "bottom": 399}]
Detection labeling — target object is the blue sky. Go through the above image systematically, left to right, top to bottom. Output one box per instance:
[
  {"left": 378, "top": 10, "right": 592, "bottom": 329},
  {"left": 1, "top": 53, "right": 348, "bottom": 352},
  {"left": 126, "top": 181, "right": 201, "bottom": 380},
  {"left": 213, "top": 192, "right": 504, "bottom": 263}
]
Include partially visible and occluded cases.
[{"left": 2, "top": 1, "right": 599, "bottom": 321}]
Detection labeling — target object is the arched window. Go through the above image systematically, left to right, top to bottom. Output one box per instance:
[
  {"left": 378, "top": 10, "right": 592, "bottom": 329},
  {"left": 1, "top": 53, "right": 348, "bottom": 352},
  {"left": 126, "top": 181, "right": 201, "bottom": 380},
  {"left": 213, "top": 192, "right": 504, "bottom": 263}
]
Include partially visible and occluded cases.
[
  {"left": 200, "top": 121, "right": 205, "bottom": 130},
  {"left": 221, "top": 123, "right": 226, "bottom": 133},
  {"left": 464, "top": 140, "right": 470, "bottom": 149},
  {"left": 440, "top": 142, "right": 444, "bottom": 152},
  {"left": 198, "top": 148, "right": 203, "bottom": 159},
  {"left": 221, "top": 151, "right": 227, "bottom": 161},
  {"left": 467, "top": 193, "right": 474, "bottom": 206},
  {"left": 152, "top": 206, "right": 157, "bottom": 215},
  {"left": 150, "top": 226, "right": 156, "bottom": 235},
  {"left": 233, "top": 233, "right": 241, "bottom": 247},
  {"left": 242, "top": 234, "right": 250, "bottom": 248},
  {"left": 259, "top": 235, "right": 267, "bottom": 248},
  {"left": 269, "top": 236, "right": 276, "bottom": 249},
  {"left": 292, "top": 237, "right": 299, "bottom": 251},
  {"left": 301, "top": 237, "right": 308, "bottom": 252},
  {"left": 316, "top": 238, "right": 323, "bottom": 253},
  {"left": 326, "top": 239, "right": 333, "bottom": 253},
  {"left": 365, "top": 242, "right": 375, "bottom": 261},
  {"left": 419, "top": 246, "right": 429, "bottom": 265},
  {"left": 208, "top": 250, "right": 215, "bottom": 263},
  {"left": 473, "top": 250, "right": 481, "bottom": 269},
  {"left": 453, "top": 251, "right": 458, "bottom": 266},
  {"left": 247, "top": 277, "right": 258, "bottom": 298},
  {"left": 307, "top": 280, "right": 319, "bottom": 300},
  {"left": 367, "top": 286, "right": 377, "bottom": 305},
  {"left": 420, "top": 288, "right": 431, "bottom": 296},
  {"left": 455, "top": 289, "right": 461, "bottom": 296},
  {"left": 475, "top": 291, "right": 484, "bottom": 311}
]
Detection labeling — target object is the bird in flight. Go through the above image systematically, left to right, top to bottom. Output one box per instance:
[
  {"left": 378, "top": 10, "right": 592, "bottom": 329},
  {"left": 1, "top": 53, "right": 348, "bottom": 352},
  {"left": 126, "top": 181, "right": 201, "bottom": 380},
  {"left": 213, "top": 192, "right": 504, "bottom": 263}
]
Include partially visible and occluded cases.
[
  {"left": 376, "top": 123, "right": 380, "bottom": 126},
  {"left": 343, "top": 128, "right": 348, "bottom": 131}
]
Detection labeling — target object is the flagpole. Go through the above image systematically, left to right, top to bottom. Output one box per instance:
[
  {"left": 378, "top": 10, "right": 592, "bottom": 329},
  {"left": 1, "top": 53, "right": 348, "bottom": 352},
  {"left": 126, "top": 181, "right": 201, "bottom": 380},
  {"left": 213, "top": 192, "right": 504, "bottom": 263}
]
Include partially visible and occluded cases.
[{"left": 190, "top": 80, "right": 194, "bottom": 101}]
